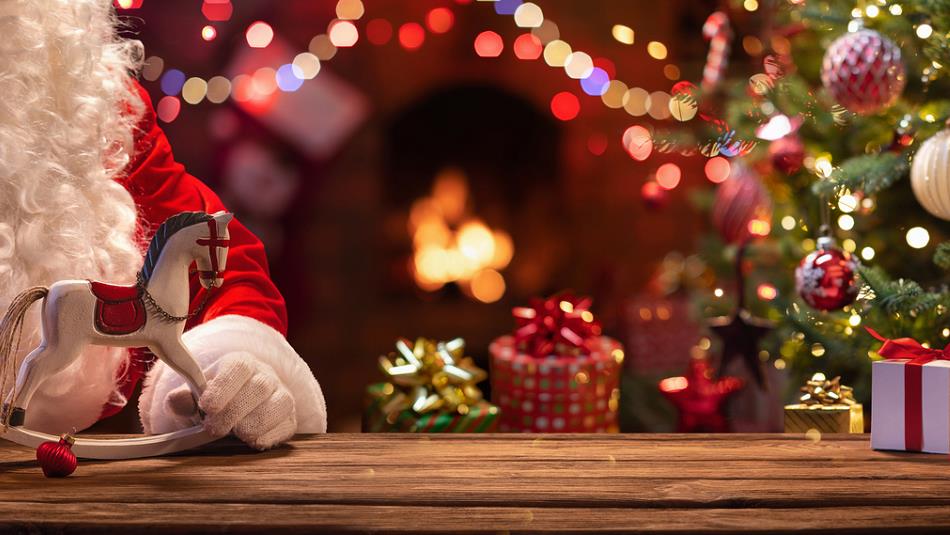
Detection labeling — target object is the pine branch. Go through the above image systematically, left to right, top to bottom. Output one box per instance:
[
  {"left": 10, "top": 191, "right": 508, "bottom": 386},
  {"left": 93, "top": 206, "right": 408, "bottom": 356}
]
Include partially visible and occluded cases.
[
  {"left": 811, "top": 152, "right": 909, "bottom": 196},
  {"left": 935, "top": 241, "right": 950, "bottom": 271},
  {"left": 858, "top": 265, "right": 950, "bottom": 316}
]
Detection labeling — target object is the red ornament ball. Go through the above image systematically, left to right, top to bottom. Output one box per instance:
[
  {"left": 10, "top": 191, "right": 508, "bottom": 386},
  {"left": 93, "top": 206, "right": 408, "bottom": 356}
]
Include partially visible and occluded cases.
[
  {"left": 820, "top": 29, "right": 906, "bottom": 115},
  {"left": 769, "top": 134, "right": 804, "bottom": 175},
  {"left": 711, "top": 162, "right": 772, "bottom": 244},
  {"left": 795, "top": 237, "right": 859, "bottom": 311},
  {"left": 36, "top": 434, "right": 77, "bottom": 478}
]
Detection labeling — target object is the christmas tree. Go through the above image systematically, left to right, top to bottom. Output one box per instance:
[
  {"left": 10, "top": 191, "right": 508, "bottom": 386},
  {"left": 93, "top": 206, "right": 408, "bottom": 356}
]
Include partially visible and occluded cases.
[{"left": 686, "top": 0, "right": 950, "bottom": 407}]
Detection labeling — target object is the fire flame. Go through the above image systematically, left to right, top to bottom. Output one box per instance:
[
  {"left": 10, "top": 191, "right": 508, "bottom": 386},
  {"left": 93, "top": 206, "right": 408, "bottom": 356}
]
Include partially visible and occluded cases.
[{"left": 409, "top": 168, "right": 513, "bottom": 302}]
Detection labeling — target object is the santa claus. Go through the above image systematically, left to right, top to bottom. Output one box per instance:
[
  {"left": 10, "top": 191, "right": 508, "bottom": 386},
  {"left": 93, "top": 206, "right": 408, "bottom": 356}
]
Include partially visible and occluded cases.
[{"left": 0, "top": 0, "right": 326, "bottom": 448}]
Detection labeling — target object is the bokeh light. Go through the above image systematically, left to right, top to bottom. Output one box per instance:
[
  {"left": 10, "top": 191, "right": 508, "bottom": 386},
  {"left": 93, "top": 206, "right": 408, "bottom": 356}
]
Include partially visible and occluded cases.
[
  {"left": 201, "top": 0, "right": 232, "bottom": 21},
  {"left": 335, "top": 0, "right": 365, "bottom": 20},
  {"left": 494, "top": 0, "right": 522, "bottom": 15},
  {"left": 513, "top": 2, "right": 543, "bottom": 28},
  {"left": 426, "top": 7, "right": 455, "bottom": 33},
  {"left": 367, "top": 19, "right": 393, "bottom": 44},
  {"left": 532, "top": 19, "right": 559, "bottom": 44},
  {"left": 329, "top": 20, "right": 359, "bottom": 47},
  {"left": 245, "top": 21, "right": 274, "bottom": 48},
  {"left": 399, "top": 23, "right": 426, "bottom": 50},
  {"left": 611, "top": 24, "right": 634, "bottom": 45},
  {"left": 201, "top": 25, "right": 217, "bottom": 41},
  {"left": 474, "top": 31, "right": 504, "bottom": 57},
  {"left": 513, "top": 33, "right": 543, "bottom": 60},
  {"left": 309, "top": 34, "right": 338, "bottom": 60},
  {"left": 543, "top": 40, "right": 571, "bottom": 67},
  {"left": 647, "top": 41, "right": 667, "bottom": 60},
  {"left": 564, "top": 51, "right": 594, "bottom": 79},
  {"left": 293, "top": 52, "right": 321, "bottom": 79},
  {"left": 142, "top": 56, "right": 164, "bottom": 82},
  {"left": 593, "top": 57, "right": 616, "bottom": 78},
  {"left": 276, "top": 64, "right": 305, "bottom": 92},
  {"left": 663, "top": 64, "right": 680, "bottom": 80},
  {"left": 252, "top": 67, "right": 278, "bottom": 96},
  {"left": 580, "top": 67, "right": 610, "bottom": 96},
  {"left": 160, "top": 69, "right": 186, "bottom": 96},
  {"left": 231, "top": 74, "right": 252, "bottom": 102},
  {"left": 206, "top": 76, "right": 231, "bottom": 104},
  {"left": 181, "top": 77, "right": 208, "bottom": 104},
  {"left": 601, "top": 80, "right": 628, "bottom": 109},
  {"left": 623, "top": 87, "right": 650, "bottom": 116},
  {"left": 550, "top": 91, "right": 580, "bottom": 121},
  {"left": 647, "top": 91, "right": 672, "bottom": 120},
  {"left": 156, "top": 96, "right": 181, "bottom": 123},
  {"left": 623, "top": 125, "right": 653, "bottom": 161},
  {"left": 588, "top": 133, "right": 608, "bottom": 156},
  {"left": 704, "top": 157, "right": 730, "bottom": 183},
  {"left": 656, "top": 163, "right": 682, "bottom": 190},
  {"left": 906, "top": 227, "right": 930, "bottom": 248},
  {"left": 471, "top": 269, "right": 506, "bottom": 303},
  {"left": 757, "top": 283, "right": 777, "bottom": 300}
]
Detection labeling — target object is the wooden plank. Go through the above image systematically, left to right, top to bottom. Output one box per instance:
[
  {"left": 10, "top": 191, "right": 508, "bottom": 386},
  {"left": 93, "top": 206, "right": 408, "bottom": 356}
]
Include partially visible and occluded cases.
[{"left": 2, "top": 502, "right": 950, "bottom": 533}]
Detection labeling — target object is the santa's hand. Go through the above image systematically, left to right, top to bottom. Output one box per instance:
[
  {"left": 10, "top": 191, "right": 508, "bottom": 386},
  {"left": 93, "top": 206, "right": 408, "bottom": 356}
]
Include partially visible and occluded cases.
[{"left": 164, "top": 352, "right": 297, "bottom": 450}]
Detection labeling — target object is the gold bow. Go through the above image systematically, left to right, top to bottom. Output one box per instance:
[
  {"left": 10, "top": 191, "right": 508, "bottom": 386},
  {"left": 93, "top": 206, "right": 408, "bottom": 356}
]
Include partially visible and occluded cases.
[
  {"left": 377, "top": 337, "right": 487, "bottom": 416},
  {"left": 799, "top": 372, "right": 855, "bottom": 406}
]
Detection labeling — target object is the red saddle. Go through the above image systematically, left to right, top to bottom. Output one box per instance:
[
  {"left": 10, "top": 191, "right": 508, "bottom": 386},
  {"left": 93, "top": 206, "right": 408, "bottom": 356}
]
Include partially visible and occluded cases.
[{"left": 89, "top": 281, "right": 147, "bottom": 335}]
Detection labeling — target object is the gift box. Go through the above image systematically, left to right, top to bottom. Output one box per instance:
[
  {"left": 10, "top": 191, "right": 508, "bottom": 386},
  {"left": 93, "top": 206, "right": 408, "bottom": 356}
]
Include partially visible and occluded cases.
[
  {"left": 489, "top": 293, "right": 624, "bottom": 433},
  {"left": 869, "top": 329, "right": 950, "bottom": 453},
  {"left": 362, "top": 337, "right": 499, "bottom": 433},
  {"left": 784, "top": 373, "right": 863, "bottom": 434}
]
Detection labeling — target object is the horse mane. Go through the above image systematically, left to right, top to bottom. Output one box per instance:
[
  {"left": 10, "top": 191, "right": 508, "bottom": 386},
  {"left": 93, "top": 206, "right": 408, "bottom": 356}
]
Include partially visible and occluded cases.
[{"left": 139, "top": 211, "right": 214, "bottom": 283}]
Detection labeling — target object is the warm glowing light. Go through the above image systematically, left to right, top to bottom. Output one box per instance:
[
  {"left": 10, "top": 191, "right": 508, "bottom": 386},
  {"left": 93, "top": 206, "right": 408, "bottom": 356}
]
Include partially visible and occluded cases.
[
  {"left": 201, "top": 0, "right": 233, "bottom": 21},
  {"left": 335, "top": 0, "right": 365, "bottom": 20},
  {"left": 743, "top": 0, "right": 759, "bottom": 11},
  {"left": 513, "top": 2, "right": 543, "bottom": 28},
  {"left": 864, "top": 4, "right": 879, "bottom": 17},
  {"left": 890, "top": 4, "right": 903, "bottom": 15},
  {"left": 426, "top": 7, "right": 455, "bottom": 33},
  {"left": 367, "top": 19, "right": 393, "bottom": 44},
  {"left": 532, "top": 19, "right": 559, "bottom": 44},
  {"left": 329, "top": 20, "right": 359, "bottom": 47},
  {"left": 245, "top": 21, "right": 274, "bottom": 48},
  {"left": 399, "top": 23, "right": 426, "bottom": 50},
  {"left": 917, "top": 23, "right": 933, "bottom": 39},
  {"left": 611, "top": 24, "right": 634, "bottom": 45},
  {"left": 201, "top": 25, "right": 217, "bottom": 41},
  {"left": 474, "top": 31, "right": 504, "bottom": 57},
  {"left": 513, "top": 33, "right": 543, "bottom": 60},
  {"left": 309, "top": 34, "right": 338, "bottom": 60},
  {"left": 543, "top": 40, "right": 571, "bottom": 67},
  {"left": 647, "top": 41, "right": 668, "bottom": 60},
  {"left": 564, "top": 51, "right": 594, "bottom": 79},
  {"left": 293, "top": 52, "right": 321, "bottom": 79},
  {"left": 142, "top": 56, "right": 164, "bottom": 82},
  {"left": 663, "top": 64, "right": 680, "bottom": 80},
  {"left": 252, "top": 67, "right": 278, "bottom": 96},
  {"left": 231, "top": 74, "right": 252, "bottom": 103},
  {"left": 206, "top": 76, "right": 231, "bottom": 104},
  {"left": 182, "top": 77, "right": 208, "bottom": 105},
  {"left": 601, "top": 80, "right": 629, "bottom": 109},
  {"left": 623, "top": 87, "right": 649, "bottom": 116},
  {"left": 647, "top": 91, "right": 671, "bottom": 120},
  {"left": 550, "top": 92, "right": 580, "bottom": 121},
  {"left": 668, "top": 93, "right": 697, "bottom": 121},
  {"left": 156, "top": 96, "right": 181, "bottom": 123},
  {"left": 756, "top": 114, "right": 793, "bottom": 140},
  {"left": 622, "top": 125, "right": 653, "bottom": 161},
  {"left": 815, "top": 156, "right": 833, "bottom": 178},
  {"left": 704, "top": 157, "right": 730, "bottom": 183},
  {"left": 656, "top": 163, "right": 681, "bottom": 190},
  {"left": 838, "top": 194, "right": 857, "bottom": 213},
  {"left": 837, "top": 214, "right": 854, "bottom": 231},
  {"left": 781, "top": 215, "right": 796, "bottom": 230},
  {"left": 748, "top": 219, "right": 771, "bottom": 237},
  {"left": 458, "top": 221, "right": 496, "bottom": 263},
  {"left": 906, "top": 227, "right": 930, "bottom": 249},
  {"left": 843, "top": 238, "right": 856, "bottom": 253},
  {"left": 861, "top": 246, "right": 875, "bottom": 260},
  {"left": 471, "top": 269, "right": 506, "bottom": 303},
  {"left": 757, "top": 283, "right": 777, "bottom": 300},
  {"left": 714, "top": 288, "right": 724, "bottom": 298},
  {"left": 849, "top": 314, "right": 862, "bottom": 327},
  {"left": 811, "top": 343, "right": 825, "bottom": 357},
  {"left": 658, "top": 376, "right": 688, "bottom": 393}
]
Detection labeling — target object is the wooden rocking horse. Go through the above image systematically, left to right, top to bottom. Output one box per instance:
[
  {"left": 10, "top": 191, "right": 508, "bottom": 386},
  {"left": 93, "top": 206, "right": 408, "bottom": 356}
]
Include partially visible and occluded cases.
[{"left": 0, "top": 211, "right": 233, "bottom": 459}]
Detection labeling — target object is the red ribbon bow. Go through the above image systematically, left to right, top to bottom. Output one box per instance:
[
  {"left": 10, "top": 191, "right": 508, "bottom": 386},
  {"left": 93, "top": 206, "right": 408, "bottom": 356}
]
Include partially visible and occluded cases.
[
  {"left": 512, "top": 293, "right": 602, "bottom": 358},
  {"left": 866, "top": 327, "right": 950, "bottom": 451}
]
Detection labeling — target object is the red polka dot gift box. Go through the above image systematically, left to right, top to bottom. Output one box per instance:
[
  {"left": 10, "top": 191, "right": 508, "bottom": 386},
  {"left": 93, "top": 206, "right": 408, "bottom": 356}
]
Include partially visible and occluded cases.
[{"left": 489, "top": 294, "right": 625, "bottom": 433}]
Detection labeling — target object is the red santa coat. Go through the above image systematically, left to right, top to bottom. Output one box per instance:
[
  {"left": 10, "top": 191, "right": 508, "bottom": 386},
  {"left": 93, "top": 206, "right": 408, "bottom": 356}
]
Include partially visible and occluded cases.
[{"left": 99, "top": 82, "right": 324, "bottom": 433}]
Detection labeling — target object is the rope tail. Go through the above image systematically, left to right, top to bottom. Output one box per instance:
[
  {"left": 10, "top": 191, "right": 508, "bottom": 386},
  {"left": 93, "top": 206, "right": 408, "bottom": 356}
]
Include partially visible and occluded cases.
[{"left": 0, "top": 286, "right": 48, "bottom": 428}]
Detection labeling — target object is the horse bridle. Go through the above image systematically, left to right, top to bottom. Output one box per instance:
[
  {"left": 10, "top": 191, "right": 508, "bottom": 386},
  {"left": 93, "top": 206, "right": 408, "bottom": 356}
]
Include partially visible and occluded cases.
[{"left": 196, "top": 219, "right": 230, "bottom": 285}]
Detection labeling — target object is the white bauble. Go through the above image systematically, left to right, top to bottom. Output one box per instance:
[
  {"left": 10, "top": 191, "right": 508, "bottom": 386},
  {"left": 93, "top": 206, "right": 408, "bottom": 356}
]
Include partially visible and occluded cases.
[{"left": 911, "top": 129, "right": 950, "bottom": 221}]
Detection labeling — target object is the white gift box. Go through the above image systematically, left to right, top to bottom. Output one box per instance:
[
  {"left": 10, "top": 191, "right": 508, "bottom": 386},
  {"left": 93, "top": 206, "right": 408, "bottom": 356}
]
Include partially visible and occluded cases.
[{"left": 871, "top": 359, "right": 950, "bottom": 453}]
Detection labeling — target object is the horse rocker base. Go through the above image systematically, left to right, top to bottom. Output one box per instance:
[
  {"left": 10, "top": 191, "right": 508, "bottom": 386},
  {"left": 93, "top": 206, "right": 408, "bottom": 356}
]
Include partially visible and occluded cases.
[{"left": 0, "top": 211, "right": 235, "bottom": 465}]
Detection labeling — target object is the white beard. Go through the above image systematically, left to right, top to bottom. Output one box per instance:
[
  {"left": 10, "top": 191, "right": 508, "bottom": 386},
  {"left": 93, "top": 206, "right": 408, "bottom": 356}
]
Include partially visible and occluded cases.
[{"left": 0, "top": 0, "right": 145, "bottom": 432}]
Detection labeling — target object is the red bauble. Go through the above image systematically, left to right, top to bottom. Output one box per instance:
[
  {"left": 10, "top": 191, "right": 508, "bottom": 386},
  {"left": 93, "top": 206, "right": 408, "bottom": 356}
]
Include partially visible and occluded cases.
[
  {"left": 820, "top": 29, "right": 906, "bottom": 115},
  {"left": 769, "top": 135, "right": 804, "bottom": 175},
  {"left": 711, "top": 162, "right": 772, "bottom": 244},
  {"left": 795, "top": 237, "right": 859, "bottom": 311},
  {"left": 659, "top": 355, "right": 744, "bottom": 432},
  {"left": 36, "top": 435, "right": 77, "bottom": 478}
]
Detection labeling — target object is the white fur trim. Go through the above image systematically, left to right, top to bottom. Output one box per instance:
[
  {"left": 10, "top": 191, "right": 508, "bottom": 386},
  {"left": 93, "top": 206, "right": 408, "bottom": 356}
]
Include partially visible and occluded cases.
[{"left": 139, "top": 315, "right": 327, "bottom": 435}]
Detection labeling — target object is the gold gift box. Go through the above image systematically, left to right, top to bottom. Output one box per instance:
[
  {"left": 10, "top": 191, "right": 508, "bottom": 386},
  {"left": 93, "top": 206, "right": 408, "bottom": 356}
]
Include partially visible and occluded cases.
[{"left": 784, "top": 403, "right": 864, "bottom": 434}]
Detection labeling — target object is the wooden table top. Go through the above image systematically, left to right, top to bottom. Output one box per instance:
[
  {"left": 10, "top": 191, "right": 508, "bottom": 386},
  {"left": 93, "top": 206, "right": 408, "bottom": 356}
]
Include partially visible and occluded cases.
[{"left": 1, "top": 433, "right": 948, "bottom": 533}]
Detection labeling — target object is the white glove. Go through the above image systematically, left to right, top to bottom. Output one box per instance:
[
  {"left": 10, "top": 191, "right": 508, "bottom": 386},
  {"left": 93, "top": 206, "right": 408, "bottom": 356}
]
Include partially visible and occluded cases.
[{"left": 163, "top": 352, "right": 297, "bottom": 450}]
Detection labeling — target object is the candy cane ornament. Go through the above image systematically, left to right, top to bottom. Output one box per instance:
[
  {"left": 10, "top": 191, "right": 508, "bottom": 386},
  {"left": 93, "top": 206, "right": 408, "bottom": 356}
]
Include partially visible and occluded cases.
[{"left": 702, "top": 11, "right": 733, "bottom": 92}]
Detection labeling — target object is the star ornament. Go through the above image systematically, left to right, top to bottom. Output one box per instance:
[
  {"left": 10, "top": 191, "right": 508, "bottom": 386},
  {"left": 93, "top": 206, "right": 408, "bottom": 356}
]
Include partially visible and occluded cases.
[
  {"left": 708, "top": 309, "right": 774, "bottom": 389},
  {"left": 660, "top": 355, "right": 744, "bottom": 432}
]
